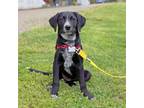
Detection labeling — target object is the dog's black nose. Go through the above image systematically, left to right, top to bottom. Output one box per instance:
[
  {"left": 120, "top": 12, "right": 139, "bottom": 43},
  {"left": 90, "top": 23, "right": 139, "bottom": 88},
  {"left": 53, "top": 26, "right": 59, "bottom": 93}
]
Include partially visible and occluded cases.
[{"left": 65, "top": 25, "right": 71, "bottom": 30}]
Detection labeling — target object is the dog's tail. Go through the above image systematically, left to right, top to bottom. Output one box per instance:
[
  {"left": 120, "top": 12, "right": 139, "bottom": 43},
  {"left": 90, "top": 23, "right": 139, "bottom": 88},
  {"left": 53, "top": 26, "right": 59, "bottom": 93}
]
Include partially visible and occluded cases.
[{"left": 26, "top": 67, "right": 52, "bottom": 76}]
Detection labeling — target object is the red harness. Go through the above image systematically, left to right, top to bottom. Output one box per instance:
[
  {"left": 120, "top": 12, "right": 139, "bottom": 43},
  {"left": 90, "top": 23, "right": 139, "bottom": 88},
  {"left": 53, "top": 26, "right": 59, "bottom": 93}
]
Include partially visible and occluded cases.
[
  {"left": 55, "top": 34, "right": 81, "bottom": 50},
  {"left": 56, "top": 44, "right": 81, "bottom": 49}
]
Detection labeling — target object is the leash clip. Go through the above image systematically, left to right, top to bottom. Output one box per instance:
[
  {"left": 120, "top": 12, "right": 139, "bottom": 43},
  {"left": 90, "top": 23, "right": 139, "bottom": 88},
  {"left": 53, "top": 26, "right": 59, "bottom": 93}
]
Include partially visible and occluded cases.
[{"left": 75, "top": 48, "right": 87, "bottom": 60}]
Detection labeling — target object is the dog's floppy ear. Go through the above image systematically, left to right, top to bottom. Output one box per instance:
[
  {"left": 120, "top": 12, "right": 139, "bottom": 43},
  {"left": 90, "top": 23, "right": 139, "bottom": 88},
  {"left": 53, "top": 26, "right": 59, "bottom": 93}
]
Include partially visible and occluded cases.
[
  {"left": 73, "top": 12, "right": 86, "bottom": 32},
  {"left": 49, "top": 13, "right": 59, "bottom": 32}
]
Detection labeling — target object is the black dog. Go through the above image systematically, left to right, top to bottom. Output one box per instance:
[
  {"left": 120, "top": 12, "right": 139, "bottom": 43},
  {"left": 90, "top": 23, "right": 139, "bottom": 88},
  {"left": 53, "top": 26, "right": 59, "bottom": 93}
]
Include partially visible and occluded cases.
[{"left": 49, "top": 11, "right": 94, "bottom": 100}]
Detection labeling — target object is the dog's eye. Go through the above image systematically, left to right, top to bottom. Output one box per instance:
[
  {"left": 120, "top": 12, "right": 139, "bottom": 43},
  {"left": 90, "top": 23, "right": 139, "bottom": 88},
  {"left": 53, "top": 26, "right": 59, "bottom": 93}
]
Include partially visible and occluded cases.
[
  {"left": 59, "top": 16, "right": 65, "bottom": 20},
  {"left": 63, "top": 16, "right": 66, "bottom": 20},
  {"left": 70, "top": 16, "right": 75, "bottom": 20}
]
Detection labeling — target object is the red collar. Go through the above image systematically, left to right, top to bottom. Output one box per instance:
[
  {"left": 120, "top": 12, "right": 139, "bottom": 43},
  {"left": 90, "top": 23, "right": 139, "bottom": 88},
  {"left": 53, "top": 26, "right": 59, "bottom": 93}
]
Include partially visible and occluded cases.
[{"left": 56, "top": 44, "right": 81, "bottom": 49}]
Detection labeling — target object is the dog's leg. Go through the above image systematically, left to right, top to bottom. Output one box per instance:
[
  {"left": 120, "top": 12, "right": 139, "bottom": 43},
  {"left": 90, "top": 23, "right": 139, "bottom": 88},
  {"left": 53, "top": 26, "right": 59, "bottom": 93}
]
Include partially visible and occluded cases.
[
  {"left": 51, "top": 52, "right": 61, "bottom": 98},
  {"left": 51, "top": 64, "right": 60, "bottom": 98},
  {"left": 79, "top": 65, "right": 94, "bottom": 100}
]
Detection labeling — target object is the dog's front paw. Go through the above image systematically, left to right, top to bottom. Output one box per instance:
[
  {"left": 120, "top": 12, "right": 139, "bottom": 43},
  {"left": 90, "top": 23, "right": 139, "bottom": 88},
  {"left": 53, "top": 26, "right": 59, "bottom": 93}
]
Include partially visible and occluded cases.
[
  {"left": 83, "top": 92, "right": 95, "bottom": 100},
  {"left": 51, "top": 94, "right": 59, "bottom": 99},
  {"left": 87, "top": 95, "right": 95, "bottom": 100},
  {"left": 89, "top": 96, "right": 96, "bottom": 100}
]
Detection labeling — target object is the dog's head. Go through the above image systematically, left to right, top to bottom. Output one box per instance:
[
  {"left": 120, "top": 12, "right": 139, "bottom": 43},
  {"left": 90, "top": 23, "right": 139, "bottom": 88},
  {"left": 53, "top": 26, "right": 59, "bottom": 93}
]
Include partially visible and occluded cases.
[{"left": 49, "top": 11, "right": 86, "bottom": 35}]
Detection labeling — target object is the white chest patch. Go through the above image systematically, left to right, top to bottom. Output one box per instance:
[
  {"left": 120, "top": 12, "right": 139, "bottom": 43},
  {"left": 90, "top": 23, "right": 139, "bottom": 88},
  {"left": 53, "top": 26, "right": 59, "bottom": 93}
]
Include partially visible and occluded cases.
[
  {"left": 61, "top": 33, "right": 76, "bottom": 75},
  {"left": 68, "top": 46, "right": 76, "bottom": 52},
  {"left": 62, "top": 49, "right": 74, "bottom": 75}
]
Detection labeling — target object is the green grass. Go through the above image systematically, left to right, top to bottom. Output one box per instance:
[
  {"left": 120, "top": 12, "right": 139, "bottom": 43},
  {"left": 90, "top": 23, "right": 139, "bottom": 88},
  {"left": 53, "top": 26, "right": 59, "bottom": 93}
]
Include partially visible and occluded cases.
[{"left": 19, "top": 3, "right": 126, "bottom": 108}]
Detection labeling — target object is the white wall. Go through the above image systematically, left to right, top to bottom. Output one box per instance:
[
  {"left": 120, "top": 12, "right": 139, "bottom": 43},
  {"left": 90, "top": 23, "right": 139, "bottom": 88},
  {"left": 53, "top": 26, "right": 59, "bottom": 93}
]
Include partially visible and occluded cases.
[{"left": 18, "top": 0, "right": 45, "bottom": 9}]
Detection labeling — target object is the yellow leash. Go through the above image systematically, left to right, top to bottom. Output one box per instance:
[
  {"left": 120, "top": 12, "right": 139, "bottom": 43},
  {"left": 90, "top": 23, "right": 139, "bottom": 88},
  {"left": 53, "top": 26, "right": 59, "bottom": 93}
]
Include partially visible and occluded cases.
[{"left": 75, "top": 48, "right": 126, "bottom": 79}]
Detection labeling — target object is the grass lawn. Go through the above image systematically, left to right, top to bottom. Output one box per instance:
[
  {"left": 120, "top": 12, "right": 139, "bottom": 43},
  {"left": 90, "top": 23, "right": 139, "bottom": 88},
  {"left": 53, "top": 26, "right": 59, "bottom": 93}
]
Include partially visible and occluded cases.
[{"left": 19, "top": 3, "right": 126, "bottom": 108}]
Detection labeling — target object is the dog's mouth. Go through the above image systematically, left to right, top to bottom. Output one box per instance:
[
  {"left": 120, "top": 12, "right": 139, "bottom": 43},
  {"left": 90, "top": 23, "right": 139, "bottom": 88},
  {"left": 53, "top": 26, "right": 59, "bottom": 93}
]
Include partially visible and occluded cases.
[
  {"left": 63, "top": 30, "right": 74, "bottom": 36},
  {"left": 65, "top": 31, "right": 73, "bottom": 35}
]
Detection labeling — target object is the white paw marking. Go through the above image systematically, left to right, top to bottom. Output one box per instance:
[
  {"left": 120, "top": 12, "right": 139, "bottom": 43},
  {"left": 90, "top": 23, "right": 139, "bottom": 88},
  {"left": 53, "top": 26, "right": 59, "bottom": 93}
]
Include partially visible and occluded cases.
[
  {"left": 51, "top": 95, "right": 58, "bottom": 99},
  {"left": 90, "top": 97, "right": 96, "bottom": 101}
]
